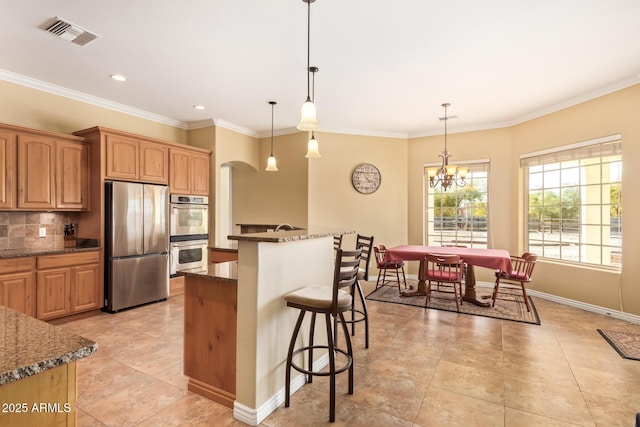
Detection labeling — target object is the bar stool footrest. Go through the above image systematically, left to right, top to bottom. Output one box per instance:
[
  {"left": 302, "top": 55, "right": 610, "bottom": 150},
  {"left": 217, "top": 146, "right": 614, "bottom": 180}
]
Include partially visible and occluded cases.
[{"left": 290, "top": 345, "right": 353, "bottom": 377}]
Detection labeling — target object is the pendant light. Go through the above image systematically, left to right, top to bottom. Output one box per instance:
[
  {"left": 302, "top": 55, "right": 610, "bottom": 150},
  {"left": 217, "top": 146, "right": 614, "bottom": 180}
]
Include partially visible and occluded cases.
[
  {"left": 297, "top": 0, "right": 319, "bottom": 131},
  {"left": 305, "top": 66, "right": 321, "bottom": 158},
  {"left": 266, "top": 101, "right": 278, "bottom": 171},
  {"left": 426, "top": 103, "right": 469, "bottom": 191}
]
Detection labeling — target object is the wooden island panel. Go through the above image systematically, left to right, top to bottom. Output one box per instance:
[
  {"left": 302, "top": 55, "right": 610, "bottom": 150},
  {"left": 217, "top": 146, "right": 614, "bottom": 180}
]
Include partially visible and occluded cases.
[{"left": 183, "top": 266, "right": 237, "bottom": 409}]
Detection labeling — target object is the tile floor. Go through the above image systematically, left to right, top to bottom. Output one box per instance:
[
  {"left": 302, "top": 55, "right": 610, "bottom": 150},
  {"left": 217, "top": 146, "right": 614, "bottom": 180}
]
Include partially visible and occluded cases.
[{"left": 60, "top": 281, "right": 640, "bottom": 426}]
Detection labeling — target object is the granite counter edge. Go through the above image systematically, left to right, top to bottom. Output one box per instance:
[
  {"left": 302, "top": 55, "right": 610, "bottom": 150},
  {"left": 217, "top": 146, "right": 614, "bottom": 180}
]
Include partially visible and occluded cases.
[{"left": 0, "top": 341, "right": 98, "bottom": 386}]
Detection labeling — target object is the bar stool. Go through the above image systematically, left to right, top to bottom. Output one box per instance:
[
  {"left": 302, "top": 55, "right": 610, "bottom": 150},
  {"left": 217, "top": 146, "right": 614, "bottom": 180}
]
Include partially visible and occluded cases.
[
  {"left": 341, "top": 234, "right": 373, "bottom": 348},
  {"left": 284, "top": 248, "right": 362, "bottom": 422}
]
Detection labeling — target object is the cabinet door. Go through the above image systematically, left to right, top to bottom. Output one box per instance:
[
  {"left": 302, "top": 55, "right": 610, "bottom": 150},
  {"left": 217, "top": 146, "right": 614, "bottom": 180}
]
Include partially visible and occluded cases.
[
  {"left": 0, "top": 130, "right": 16, "bottom": 209},
  {"left": 17, "top": 134, "right": 56, "bottom": 209},
  {"left": 106, "top": 135, "right": 139, "bottom": 180},
  {"left": 56, "top": 140, "right": 89, "bottom": 209},
  {"left": 140, "top": 141, "right": 169, "bottom": 184},
  {"left": 170, "top": 148, "right": 191, "bottom": 193},
  {"left": 191, "top": 153, "right": 210, "bottom": 196},
  {"left": 70, "top": 263, "right": 100, "bottom": 313},
  {"left": 36, "top": 268, "right": 70, "bottom": 320},
  {"left": 0, "top": 271, "right": 35, "bottom": 317}
]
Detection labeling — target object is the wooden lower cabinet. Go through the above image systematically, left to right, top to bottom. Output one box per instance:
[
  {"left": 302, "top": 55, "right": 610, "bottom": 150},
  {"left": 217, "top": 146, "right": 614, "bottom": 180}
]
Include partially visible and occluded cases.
[
  {"left": 36, "top": 251, "right": 101, "bottom": 321},
  {"left": 0, "top": 257, "right": 36, "bottom": 317},
  {"left": 37, "top": 268, "right": 71, "bottom": 320},
  {"left": 0, "top": 363, "right": 78, "bottom": 427}
]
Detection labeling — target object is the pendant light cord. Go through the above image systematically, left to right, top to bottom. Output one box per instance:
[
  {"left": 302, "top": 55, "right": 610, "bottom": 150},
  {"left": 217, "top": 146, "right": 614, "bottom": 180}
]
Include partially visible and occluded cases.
[
  {"left": 306, "top": 0, "right": 311, "bottom": 101},
  {"left": 270, "top": 102, "right": 275, "bottom": 156}
]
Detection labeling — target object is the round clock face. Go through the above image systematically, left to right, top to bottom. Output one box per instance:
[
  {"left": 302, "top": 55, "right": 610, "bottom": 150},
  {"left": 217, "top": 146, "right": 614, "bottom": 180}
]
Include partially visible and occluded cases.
[{"left": 351, "top": 163, "right": 381, "bottom": 194}]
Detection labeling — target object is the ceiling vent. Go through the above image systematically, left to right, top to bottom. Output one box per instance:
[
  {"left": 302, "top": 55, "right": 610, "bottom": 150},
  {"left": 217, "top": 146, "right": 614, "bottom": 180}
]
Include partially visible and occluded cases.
[{"left": 41, "top": 17, "right": 100, "bottom": 46}]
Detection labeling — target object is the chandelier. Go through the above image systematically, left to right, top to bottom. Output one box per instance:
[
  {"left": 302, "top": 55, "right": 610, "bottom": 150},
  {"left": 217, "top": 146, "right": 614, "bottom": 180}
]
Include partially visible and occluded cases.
[{"left": 426, "top": 103, "right": 469, "bottom": 191}]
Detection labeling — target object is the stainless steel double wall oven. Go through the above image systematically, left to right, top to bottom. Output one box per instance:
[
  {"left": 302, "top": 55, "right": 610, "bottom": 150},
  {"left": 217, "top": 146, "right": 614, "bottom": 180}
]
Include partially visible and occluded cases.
[{"left": 169, "top": 194, "right": 209, "bottom": 275}]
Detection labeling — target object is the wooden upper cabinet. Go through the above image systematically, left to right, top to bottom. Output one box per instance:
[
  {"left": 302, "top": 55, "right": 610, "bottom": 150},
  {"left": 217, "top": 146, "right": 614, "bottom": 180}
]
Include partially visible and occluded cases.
[
  {"left": 0, "top": 130, "right": 16, "bottom": 209},
  {"left": 17, "top": 133, "right": 56, "bottom": 209},
  {"left": 104, "top": 133, "right": 169, "bottom": 184},
  {"left": 106, "top": 135, "right": 139, "bottom": 180},
  {"left": 56, "top": 140, "right": 89, "bottom": 210},
  {"left": 140, "top": 141, "right": 169, "bottom": 184},
  {"left": 169, "top": 148, "right": 191, "bottom": 193},
  {"left": 170, "top": 148, "right": 210, "bottom": 195},
  {"left": 191, "top": 152, "right": 210, "bottom": 196}
]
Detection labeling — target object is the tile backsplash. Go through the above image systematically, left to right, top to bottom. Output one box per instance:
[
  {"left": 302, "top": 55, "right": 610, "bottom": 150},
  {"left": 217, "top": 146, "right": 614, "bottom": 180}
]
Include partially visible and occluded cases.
[{"left": 0, "top": 212, "right": 81, "bottom": 251}]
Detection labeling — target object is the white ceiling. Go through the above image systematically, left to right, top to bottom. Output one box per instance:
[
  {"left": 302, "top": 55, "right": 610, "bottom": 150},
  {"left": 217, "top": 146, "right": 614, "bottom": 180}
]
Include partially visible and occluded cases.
[{"left": 1, "top": 0, "right": 640, "bottom": 138}]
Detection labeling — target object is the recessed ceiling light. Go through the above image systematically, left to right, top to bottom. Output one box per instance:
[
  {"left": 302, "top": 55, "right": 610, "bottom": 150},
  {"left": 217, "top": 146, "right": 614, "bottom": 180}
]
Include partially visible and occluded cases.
[
  {"left": 109, "top": 74, "right": 127, "bottom": 82},
  {"left": 193, "top": 105, "right": 206, "bottom": 110}
]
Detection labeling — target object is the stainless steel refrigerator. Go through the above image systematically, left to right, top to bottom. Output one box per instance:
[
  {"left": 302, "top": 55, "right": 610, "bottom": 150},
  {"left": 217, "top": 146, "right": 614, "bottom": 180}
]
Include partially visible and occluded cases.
[{"left": 105, "top": 181, "right": 169, "bottom": 312}]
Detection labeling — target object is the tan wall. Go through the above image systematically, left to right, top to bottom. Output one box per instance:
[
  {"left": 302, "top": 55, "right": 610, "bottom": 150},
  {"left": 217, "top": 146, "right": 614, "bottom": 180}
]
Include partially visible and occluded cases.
[
  {"left": 0, "top": 80, "right": 188, "bottom": 144},
  {"left": 406, "top": 84, "right": 640, "bottom": 314},
  {"left": 510, "top": 84, "right": 640, "bottom": 314},
  {"left": 231, "top": 132, "right": 308, "bottom": 232},
  {"left": 307, "top": 132, "right": 408, "bottom": 259}
]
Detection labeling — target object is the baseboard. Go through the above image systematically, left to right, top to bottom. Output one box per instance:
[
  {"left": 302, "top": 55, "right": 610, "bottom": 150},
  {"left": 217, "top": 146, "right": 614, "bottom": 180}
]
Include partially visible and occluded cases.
[
  {"left": 376, "top": 276, "right": 640, "bottom": 325},
  {"left": 474, "top": 280, "right": 640, "bottom": 325},
  {"left": 233, "top": 353, "right": 330, "bottom": 425}
]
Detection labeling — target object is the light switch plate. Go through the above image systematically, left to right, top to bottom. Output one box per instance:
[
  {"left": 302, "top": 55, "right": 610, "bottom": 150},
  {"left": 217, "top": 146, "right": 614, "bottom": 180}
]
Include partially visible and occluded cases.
[{"left": 39, "top": 227, "right": 46, "bottom": 237}]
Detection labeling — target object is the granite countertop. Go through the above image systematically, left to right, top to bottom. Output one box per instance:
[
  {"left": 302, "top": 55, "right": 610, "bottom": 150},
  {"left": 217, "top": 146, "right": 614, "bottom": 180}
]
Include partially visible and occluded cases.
[
  {"left": 228, "top": 228, "right": 355, "bottom": 243},
  {"left": 0, "top": 239, "right": 101, "bottom": 259},
  {"left": 180, "top": 261, "right": 238, "bottom": 283},
  {"left": 0, "top": 306, "right": 98, "bottom": 386}
]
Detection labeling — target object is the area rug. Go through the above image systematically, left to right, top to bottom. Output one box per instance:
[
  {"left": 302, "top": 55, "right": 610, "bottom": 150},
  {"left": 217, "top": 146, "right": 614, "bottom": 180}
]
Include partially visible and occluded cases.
[
  {"left": 366, "top": 282, "right": 540, "bottom": 325},
  {"left": 597, "top": 329, "right": 640, "bottom": 361}
]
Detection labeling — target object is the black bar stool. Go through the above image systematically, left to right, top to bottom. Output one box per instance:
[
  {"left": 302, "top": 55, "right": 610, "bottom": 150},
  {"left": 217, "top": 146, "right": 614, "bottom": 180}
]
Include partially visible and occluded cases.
[{"left": 284, "top": 247, "right": 362, "bottom": 422}]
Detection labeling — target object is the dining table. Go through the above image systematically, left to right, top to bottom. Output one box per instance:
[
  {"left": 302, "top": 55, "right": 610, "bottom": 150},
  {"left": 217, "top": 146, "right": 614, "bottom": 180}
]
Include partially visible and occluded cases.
[{"left": 384, "top": 245, "right": 513, "bottom": 307}]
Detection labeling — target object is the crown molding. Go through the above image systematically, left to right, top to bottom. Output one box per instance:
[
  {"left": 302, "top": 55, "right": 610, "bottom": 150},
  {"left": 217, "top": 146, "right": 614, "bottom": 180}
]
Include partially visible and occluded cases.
[{"left": 0, "top": 69, "right": 188, "bottom": 129}]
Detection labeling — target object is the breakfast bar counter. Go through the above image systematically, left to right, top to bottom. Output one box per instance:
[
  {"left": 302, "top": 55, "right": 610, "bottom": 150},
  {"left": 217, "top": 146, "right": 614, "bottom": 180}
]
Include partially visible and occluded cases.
[
  {"left": 226, "top": 228, "right": 353, "bottom": 425},
  {"left": 0, "top": 306, "right": 98, "bottom": 426}
]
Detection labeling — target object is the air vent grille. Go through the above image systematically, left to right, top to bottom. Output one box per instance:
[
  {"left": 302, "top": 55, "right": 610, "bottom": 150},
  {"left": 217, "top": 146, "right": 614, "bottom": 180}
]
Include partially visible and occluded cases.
[{"left": 42, "top": 17, "right": 100, "bottom": 46}]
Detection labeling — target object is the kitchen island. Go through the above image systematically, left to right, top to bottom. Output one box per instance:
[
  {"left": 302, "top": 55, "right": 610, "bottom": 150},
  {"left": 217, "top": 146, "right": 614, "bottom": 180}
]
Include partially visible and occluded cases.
[
  {"left": 183, "top": 228, "right": 353, "bottom": 426},
  {"left": 0, "top": 306, "right": 98, "bottom": 426}
]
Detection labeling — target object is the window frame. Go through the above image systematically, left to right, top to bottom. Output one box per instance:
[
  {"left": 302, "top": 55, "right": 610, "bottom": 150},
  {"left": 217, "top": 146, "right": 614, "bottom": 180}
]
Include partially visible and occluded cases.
[
  {"left": 521, "top": 135, "right": 622, "bottom": 270},
  {"left": 423, "top": 159, "right": 491, "bottom": 248}
]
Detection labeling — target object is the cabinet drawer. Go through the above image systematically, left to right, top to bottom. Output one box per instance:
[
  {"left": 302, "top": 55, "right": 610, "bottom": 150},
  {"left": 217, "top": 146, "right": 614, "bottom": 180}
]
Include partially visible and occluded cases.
[
  {"left": 37, "top": 251, "right": 100, "bottom": 269},
  {"left": 0, "top": 257, "right": 35, "bottom": 274}
]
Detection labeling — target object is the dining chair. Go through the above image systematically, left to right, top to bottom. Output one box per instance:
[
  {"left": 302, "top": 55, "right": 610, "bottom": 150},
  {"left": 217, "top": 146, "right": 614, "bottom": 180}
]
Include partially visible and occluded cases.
[
  {"left": 339, "top": 234, "right": 374, "bottom": 348},
  {"left": 373, "top": 244, "right": 407, "bottom": 294},
  {"left": 284, "top": 247, "right": 362, "bottom": 422},
  {"left": 491, "top": 252, "right": 537, "bottom": 311},
  {"left": 424, "top": 253, "right": 464, "bottom": 312}
]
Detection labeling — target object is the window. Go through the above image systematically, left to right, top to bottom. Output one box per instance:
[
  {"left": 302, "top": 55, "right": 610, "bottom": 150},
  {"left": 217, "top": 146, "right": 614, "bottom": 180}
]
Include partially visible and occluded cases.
[
  {"left": 521, "top": 135, "right": 622, "bottom": 268},
  {"left": 424, "top": 161, "right": 490, "bottom": 248}
]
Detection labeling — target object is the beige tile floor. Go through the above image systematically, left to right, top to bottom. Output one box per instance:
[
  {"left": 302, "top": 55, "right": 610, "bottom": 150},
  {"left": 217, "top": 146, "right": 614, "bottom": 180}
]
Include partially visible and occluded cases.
[{"left": 60, "top": 280, "right": 640, "bottom": 426}]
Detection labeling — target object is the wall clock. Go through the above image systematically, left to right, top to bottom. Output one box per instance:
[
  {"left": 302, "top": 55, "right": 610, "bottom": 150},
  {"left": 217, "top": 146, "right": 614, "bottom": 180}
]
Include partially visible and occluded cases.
[{"left": 351, "top": 163, "right": 381, "bottom": 194}]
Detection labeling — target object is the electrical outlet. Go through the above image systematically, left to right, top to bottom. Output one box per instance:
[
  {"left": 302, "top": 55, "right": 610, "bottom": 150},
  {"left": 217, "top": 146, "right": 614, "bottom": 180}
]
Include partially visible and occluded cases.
[{"left": 39, "top": 227, "right": 46, "bottom": 237}]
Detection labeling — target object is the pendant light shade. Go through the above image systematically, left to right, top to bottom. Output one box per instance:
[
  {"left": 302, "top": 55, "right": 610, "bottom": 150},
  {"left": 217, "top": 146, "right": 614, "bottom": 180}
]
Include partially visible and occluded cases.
[
  {"left": 297, "top": 0, "right": 319, "bottom": 131},
  {"left": 298, "top": 97, "right": 319, "bottom": 131},
  {"left": 266, "top": 101, "right": 278, "bottom": 172},
  {"left": 305, "top": 131, "right": 321, "bottom": 158}
]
